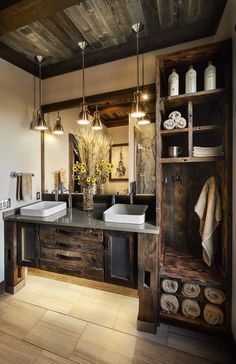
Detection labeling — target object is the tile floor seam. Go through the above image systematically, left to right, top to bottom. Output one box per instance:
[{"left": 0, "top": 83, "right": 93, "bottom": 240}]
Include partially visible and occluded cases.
[
  {"left": 111, "top": 301, "right": 123, "bottom": 329},
  {"left": 0, "top": 328, "right": 77, "bottom": 364}
]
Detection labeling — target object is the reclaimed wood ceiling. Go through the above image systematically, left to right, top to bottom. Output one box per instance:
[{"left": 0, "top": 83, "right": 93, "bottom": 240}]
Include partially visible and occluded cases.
[{"left": 0, "top": 0, "right": 228, "bottom": 79}]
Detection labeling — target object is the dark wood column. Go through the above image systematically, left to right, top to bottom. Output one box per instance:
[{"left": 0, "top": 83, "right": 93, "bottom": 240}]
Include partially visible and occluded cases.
[{"left": 137, "top": 233, "right": 159, "bottom": 333}]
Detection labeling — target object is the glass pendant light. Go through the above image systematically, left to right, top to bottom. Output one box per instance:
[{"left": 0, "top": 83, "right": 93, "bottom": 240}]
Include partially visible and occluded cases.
[
  {"left": 131, "top": 23, "right": 145, "bottom": 118},
  {"left": 77, "top": 41, "right": 93, "bottom": 125},
  {"left": 138, "top": 54, "right": 150, "bottom": 125},
  {"left": 34, "top": 55, "right": 48, "bottom": 131},
  {"left": 91, "top": 105, "right": 103, "bottom": 130},
  {"left": 53, "top": 111, "right": 64, "bottom": 135}
]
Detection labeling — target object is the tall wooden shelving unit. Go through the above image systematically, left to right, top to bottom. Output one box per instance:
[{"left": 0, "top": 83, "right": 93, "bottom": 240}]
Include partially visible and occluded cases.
[{"left": 155, "top": 40, "right": 232, "bottom": 334}]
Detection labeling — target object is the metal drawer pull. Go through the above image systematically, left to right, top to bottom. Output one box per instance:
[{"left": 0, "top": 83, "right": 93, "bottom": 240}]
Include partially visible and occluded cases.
[
  {"left": 57, "top": 229, "right": 79, "bottom": 236},
  {"left": 58, "top": 242, "right": 81, "bottom": 249},
  {"left": 57, "top": 254, "right": 82, "bottom": 261},
  {"left": 59, "top": 266, "right": 82, "bottom": 273}
]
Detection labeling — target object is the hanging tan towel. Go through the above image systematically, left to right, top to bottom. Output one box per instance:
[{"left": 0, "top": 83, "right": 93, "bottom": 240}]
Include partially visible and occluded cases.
[
  {"left": 22, "top": 173, "right": 32, "bottom": 201},
  {"left": 16, "top": 175, "right": 23, "bottom": 201},
  {"left": 194, "top": 176, "right": 222, "bottom": 266},
  {"left": 161, "top": 279, "right": 178, "bottom": 293},
  {"left": 182, "top": 283, "right": 200, "bottom": 298},
  {"left": 204, "top": 287, "right": 225, "bottom": 305},
  {"left": 160, "top": 294, "right": 179, "bottom": 313},
  {"left": 182, "top": 299, "right": 201, "bottom": 319},
  {"left": 203, "top": 303, "right": 224, "bottom": 325}
]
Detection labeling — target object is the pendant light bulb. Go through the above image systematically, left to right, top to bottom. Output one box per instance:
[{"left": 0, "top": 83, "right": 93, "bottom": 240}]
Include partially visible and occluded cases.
[
  {"left": 130, "top": 23, "right": 145, "bottom": 118},
  {"left": 91, "top": 105, "right": 103, "bottom": 130},
  {"left": 53, "top": 111, "right": 64, "bottom": 135}
]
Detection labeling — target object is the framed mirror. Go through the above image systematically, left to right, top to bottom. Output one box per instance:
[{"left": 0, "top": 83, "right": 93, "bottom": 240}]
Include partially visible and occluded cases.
[{"left": 41, "top": 84, "right": 155, "bottom": 195}]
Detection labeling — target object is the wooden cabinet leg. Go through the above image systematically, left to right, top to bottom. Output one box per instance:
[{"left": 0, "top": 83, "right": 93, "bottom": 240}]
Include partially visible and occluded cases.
[
  {"left": 4, "top": 221, "right": 25, "bottom": 294},
  {"left": 137, "top": 233, "right": 159, "bottom": 334}
]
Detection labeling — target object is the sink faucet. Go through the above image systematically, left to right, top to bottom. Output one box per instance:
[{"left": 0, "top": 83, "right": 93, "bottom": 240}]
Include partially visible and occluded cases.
[
  {"left": 129, "top": 181, "right": 136, "bottom": 204},
  {"left": 55, "top": 186, "right": 59, "bottom": 201},
  {"left": 68, "top": 193, "right": 72, "bottom": 208},
  {"left": 111, "top": 193, "right": 116, "bottom": 205}
]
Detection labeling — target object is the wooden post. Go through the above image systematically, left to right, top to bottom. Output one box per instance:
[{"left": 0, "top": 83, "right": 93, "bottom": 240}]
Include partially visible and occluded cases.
[{"left": 137, "top": 233, "right": 159, "bottom": 333}]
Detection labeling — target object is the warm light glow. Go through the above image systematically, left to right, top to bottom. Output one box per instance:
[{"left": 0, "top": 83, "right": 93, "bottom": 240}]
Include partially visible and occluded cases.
[
  {"left": 142, "top": 92, "right": 148, "bottom": 101},
  {"left": 131, "top": 94, "right": 146, "bottom": 118},
  {"left": 34, "top": 111, "right": 48, "bottom": 131},
  {"left": 77, "top": 117, "right": 90, "bottom": 125},
  {"left": 137, "top": 117, "right": 150, "bottom": 125},
  {"left": 34, "top": 124, "right": 48, "bottom": 131},
  {"left": 53, "top": 129, "right": 64, "bottom": 135}
]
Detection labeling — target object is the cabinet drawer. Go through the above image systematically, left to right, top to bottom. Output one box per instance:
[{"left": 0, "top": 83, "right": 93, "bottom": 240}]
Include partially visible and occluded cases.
[
  {"left": 39, "top": 225, "right": 103, "bottom": 243},
  {"left": 41, "top": 246, "right": 58, "bottom": 260},
  {"left": 40, "top": 259, "right": 58, "bottom": 273},
  {"left": 58, "top": 264, "right": 104, "bottom": 281}
]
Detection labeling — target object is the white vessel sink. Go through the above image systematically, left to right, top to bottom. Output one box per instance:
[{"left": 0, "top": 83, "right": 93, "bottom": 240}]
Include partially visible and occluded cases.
[
  {"left": 20, "top": 201, "right": 67, "bottom": 217},
  {"left": 103, "top": 204, "right": 148, "bottom": 224}
]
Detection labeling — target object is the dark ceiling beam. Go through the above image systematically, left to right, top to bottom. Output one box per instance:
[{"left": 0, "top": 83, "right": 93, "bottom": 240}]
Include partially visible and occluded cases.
[
  {"left": 0, "top": 0, "right": 80, "bottom": 35},
  {"left": 0, "top": 0, "right": 22, "bottom": 11},
  {"left": 42, "top": 16, "right": 222, "bottom": 79},
  {"left": 0, "top": 40, "right": 36, "bottom": 74},
  {"left": 41, "top": 83, "right": 155, "bottom": 113},
  {"left": 102, "top": 113, "right": 155, "bottom": 128}
]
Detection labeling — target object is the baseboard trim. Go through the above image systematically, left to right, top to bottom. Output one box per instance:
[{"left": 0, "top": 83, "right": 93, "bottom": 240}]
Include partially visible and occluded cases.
[
  {"left": 0, "top": 281, "right": 5, "bottom": 295},
  {"left": 228, "top": 332, "right": 236, "bottom": 361}
]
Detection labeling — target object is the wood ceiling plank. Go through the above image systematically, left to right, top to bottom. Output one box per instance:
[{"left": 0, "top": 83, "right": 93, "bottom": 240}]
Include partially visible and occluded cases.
[
  {"left": 0, "top": 0, "right": 79, "bottom": 35},
  {"left": 0, "top": 0, "right": 22, "bottom": 11},
  {"left": 104, "top": 0, "right": 132, "bottom": 42},
  {"left": 124, "top": 0, "right": 147, "bottom": 36},
  {"left": 139, "top": 0, "right": 160, "bottom": 34},
  {"left": 156, "top": 0, "right": 175, "bottom": 29},
  {"left": 42, "top": 17, "right": 214, "bottom": 78}
]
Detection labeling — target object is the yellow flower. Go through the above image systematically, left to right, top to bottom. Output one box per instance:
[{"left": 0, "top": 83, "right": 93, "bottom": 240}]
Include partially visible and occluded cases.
[
  {"left": 101, "top": 160, "right": 105, "bottom": 165},
  {"left": 106, "top": 163, "right": 111, "bottom": 168},
  {"left": 72, "top": 165, "right": 78, "bottom": 172},
  {"left": 81, "top": 167, "right": 86, "bottom": 173},
  {"left": 99, "top": 171, "right": 102, "bottom": 175},
  {"left": 77, "top": 176, "right": 81, "bottom": 181},
  {"left": 86, "top": 177, "right": 91, "bottom": 183},
  {"left": 92, "top": 178, "right": 96, "bottom": 183}
]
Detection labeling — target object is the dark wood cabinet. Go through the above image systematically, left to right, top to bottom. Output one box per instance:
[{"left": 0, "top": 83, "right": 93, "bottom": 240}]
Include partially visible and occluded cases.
[
  {"left": 18, "top": 223, "right": 40, "bottom": 268},
  {"left": 39, "top": 225, "right": 104, "bottom": 281},
  {"left": 104, "top": 230, "right": 137, "bottom": 288}
]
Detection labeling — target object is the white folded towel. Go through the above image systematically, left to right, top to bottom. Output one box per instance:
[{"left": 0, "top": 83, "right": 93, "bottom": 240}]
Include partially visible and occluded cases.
[
  {"left": 175, "top": 117, "right": 187, "bottom": 129},
  {"left": 163, "top": 119, "right": 175, "bottom": 130},
  {"left": 194, "top": 176, "right": 222, "bottom": 266},
  {"left": 161, "top": 279, "right": 178, "bottom": 293},
  {"left": 182, "top": 283, "right": 200, "bottom": 298},
  {"left": 204, "top": 287, "right": 225, "bottom": 305},
  {"left": 160, "top": 294, "right": 179, "bottom": 313},
  {"left": 182, "top": 299, "right": 201, "bottom": 319},
  {"left": 203, "top": 304, "right": 224, "bottom": 325}
]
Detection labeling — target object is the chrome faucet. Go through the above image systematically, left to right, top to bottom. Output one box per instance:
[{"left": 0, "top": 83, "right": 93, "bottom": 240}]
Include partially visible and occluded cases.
[
  {"left": 129, "top": 181, "right": 136, "bottom": 204},
  {"left": 55, "top": 186, "right": 59, "bottom": 201},
  {"left": 129, "top": 192, "right": 134, "bottom": 204},
  {"left": 68, "top": 193, "right": 72, "bottom": 208},
  {"left": 111, "top": 193, "right": 116, "bottom": 205}
]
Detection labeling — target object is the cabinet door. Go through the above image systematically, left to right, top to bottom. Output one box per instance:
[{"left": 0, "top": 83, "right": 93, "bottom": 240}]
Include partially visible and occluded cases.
[
  {"left": 18, "top": 223, "right": 39, "bottom": 268},
  {"left": 104, "top": 231, "right": 137, "bottom": 288}
]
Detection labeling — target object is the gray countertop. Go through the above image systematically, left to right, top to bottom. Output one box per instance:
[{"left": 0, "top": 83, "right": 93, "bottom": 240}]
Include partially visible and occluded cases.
[{"left": 4, "top": 206, "right": 159, "bottom": 235}]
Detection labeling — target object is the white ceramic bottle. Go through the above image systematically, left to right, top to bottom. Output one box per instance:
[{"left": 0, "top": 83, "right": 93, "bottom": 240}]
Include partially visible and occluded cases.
[
  {"left": 204, "top": 61, "right": 216, "bottom": 90},
  {"left": 185, "top": 65, "right": 197, "bottom": 94},
  {"left": 168, "top": 68, "right": 179, "bottom": 96}
]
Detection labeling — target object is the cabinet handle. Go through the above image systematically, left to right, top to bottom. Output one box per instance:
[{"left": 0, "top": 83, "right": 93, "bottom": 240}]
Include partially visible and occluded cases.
[
  {"left": 57, "top": 229, "right": 79, "bottom": 236},
  {"left": 58, "top": 242, "right": 81, "bottom": 250},
  {"left": 57, "top": 254, "right": 82, "bottom": 261},
  {"left": 59, "top": 266, "right": 82, "bottom": 273}
]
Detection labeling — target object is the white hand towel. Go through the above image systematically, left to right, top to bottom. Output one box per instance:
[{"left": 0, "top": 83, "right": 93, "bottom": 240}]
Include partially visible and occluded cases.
[
  {"left": 22, "top": 173, "right": 32, "bottom": 201},
  {"left": 194, "top": 176, "right": 222, "bottom": 266}
]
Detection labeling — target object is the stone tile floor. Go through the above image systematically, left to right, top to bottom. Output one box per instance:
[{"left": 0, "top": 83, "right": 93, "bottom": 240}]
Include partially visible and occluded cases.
[{"left": 0, "top": 274, "right": 232, "bottom": 364}]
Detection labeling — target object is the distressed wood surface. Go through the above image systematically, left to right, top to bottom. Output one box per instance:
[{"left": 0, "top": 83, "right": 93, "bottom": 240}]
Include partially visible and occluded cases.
[{"left": 0, "top": 0, "right": 228, "bottom": 78}]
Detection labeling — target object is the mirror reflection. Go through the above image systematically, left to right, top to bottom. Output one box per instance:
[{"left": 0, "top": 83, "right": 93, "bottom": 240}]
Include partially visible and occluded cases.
[{"left": 43, "top": 85, "right": 155, "bottom": 195}]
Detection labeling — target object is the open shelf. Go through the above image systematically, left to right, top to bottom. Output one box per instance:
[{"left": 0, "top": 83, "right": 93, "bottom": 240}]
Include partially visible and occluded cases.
[
  {"left": 160, "top": 88, "right": 226, "bottom": 108},
  {"left": 193, "top": 125, "right": 221, "bottom": 133},
  {"left": 160, "top": 128, "right": 189, "bottom": 136},
  {"left": 161, "top": 156, "right": 223, "bottom": 164},
  {"left": 160, "top": 248, "right": 225, "bottom": 287},
  {"left": 160, "top": 311, "right": 226, "bottom": 334}
]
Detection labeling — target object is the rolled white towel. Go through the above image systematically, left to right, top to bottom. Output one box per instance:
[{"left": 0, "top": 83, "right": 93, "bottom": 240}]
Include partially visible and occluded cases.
[
  {"left": 169, "top": 111, "right": 181, "bottom": 121},
  {"left": 175, "top": 117, "right": 187, "bottom": 129},
  {"left": 163, "top": 118, "right": 175, "bottom": 130},
  {"left": 161, "top": 279, "right": 178, "bottom": 293},
  {"left": 182, "top": 283, "right": 200, "bottom": 298},
  {"left": 204, "top": 287, "right": 225, "bottom": 305},
  {"left": 160, "top": 294, "right": 179, "bottom": 313},
  {"left": 182, "top": 299, "right": 201, "bottom": 319},
  {"left": 203, "top": 303, "right": 224, "bottom": 325}
]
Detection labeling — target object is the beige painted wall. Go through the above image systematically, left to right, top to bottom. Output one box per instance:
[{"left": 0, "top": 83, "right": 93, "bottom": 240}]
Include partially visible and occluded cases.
[{"left": 0, "top": 59, "right": 41, "bottom": 281}]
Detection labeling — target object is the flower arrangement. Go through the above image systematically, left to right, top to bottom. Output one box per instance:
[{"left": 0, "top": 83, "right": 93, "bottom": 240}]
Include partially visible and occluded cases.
[
  {"left": 95, "top": 160, "right": 113, "bottom": 184},
  {"left": 72, "top": 162, "right": 96, "bottom": 188}
]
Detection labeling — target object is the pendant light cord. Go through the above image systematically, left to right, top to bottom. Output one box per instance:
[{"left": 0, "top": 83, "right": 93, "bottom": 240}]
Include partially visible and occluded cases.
[
  {"left": 136, "top": 32, "right": 139, "bottom": 92},
  {"left": 82, "top": 49, "right": 85, "bottom": 103},
  {"left": 39, "top": 62, "right": 42, "bottom": 113}
]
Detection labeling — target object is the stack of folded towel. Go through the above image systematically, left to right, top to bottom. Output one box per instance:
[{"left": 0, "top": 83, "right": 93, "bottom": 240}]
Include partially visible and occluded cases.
[
  {"left": 163, "top": 110, "right": 187, "bottom": 130},
  {"left": 193, "top": 145, "right": 224, "bottom": 157},
  {"left": 161, "top": 279, "right": 178, "bottom": 294},
  {"left": 182, "top": 283, "right": 200, "bottom": 298},
  {"left": 204, "top": 287, "right": 225, "bottom": 305},
  {"left": 160, "top": 294, "right": 179, "bottom": 313},
  {"left": 182, "top": 299, "right": 201, "bottom": 319},
  {"left": 203, "top": 303, "right": 224, "bottom": 325}
]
